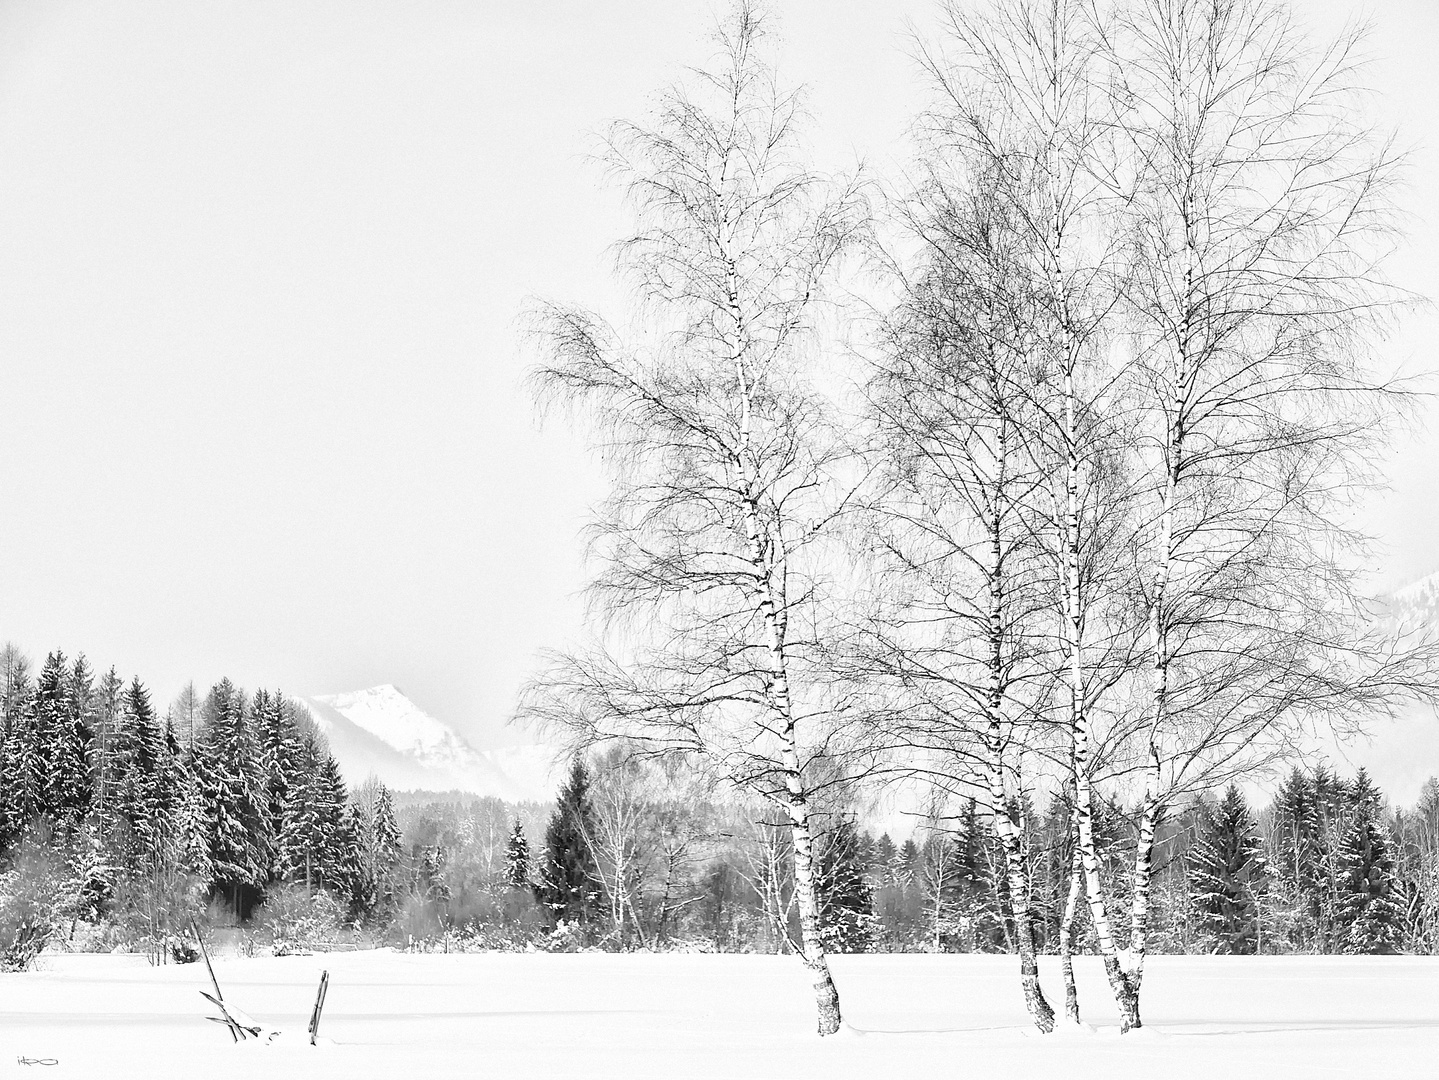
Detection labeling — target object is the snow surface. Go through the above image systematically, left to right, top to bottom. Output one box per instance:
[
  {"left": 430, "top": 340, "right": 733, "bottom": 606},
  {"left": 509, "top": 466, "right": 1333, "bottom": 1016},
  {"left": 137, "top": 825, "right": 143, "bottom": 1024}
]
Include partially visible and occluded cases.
[
  {"left": 305, "top": 685, "right": 562, "bottom": 801},
  {"left": 2, "top": 951, "right": 1435, "bottom": 1079}
]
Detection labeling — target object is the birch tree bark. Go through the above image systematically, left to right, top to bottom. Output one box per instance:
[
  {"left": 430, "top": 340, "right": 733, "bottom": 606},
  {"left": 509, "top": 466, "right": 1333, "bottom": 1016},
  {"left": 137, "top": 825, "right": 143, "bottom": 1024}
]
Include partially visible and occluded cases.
[{"left": 520, "top": 3, "right": 866, "bottom": 1035}]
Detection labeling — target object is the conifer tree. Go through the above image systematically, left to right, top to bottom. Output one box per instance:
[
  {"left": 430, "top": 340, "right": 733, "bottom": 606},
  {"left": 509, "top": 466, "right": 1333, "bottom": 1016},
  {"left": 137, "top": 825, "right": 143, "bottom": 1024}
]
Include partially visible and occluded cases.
[
  {"left": 36, "top": 652, "right": 92, "bottom": 835},
  {"left": 66, "top": 655, "right": 97, "bottom": 816},
  {"left": 0, "top": 678, "right": 42, "bottom": 847},
  {"left": 113, "top": 678, "right": 168, "bottom": 873},
  {"left": 199, "top": 679, "right": 266, "bottom": 911},
  {"left": 251, "top": 689, "right": 302, "bottom": 879},
  {"left": 275, "top": 729, "right": 355, "bottom": 898},
  {"left": 317, "top": 753, "right": 358, "bottom": 896},
  {"left": 537, "top": 757, "right": 602, "bottom": 927},
  {"left": 174, "top": 759, "right": 216, "bottom": 890},
  {"left": 1337, "top": 769, "right": 1402, "bottom": 953},
  {"left": 1189, "top": 786, "right": 1269, "bottom": 954},
  {"left": 815, "top": 816, "right": 874, "bottom": 953},
  {"left": 72, "top": 817, "right": 116, "bottom": 922},
  {"left": 505, "top": 818, "right": 531, "bottom": 890},
  {"left": 871, "top": 833, "right": 898, "bottom": 885},
  {"left": 899, "top": 839, "right": 920, "bottom": 883}
]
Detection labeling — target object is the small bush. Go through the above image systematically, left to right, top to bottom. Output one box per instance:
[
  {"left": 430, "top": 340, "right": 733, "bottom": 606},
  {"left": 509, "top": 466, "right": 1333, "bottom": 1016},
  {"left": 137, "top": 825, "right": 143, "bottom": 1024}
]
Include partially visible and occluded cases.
[
  {"left": 0, "top": 845, "right": 69, "bottom": 972},
  {"left": 253, "top": 883, "right": 346, "bottom": 953},
  {"left": 166, "top": 934, "right": 199, "bottom": 964}
]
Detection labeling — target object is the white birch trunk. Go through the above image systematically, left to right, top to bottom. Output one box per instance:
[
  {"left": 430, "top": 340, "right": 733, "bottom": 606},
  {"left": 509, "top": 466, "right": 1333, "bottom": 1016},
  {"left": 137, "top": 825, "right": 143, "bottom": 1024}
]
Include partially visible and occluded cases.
[
  {"left": 1063, "top": 366, "right": 1142, "bottom": 1030},
  {"left": 737, "top": 387, "right": 842, "bottom": 1034},
  {"left": 984, "top": 496, "right": 1055, "bottom": 1032},
  {"left": 1060, "top": 827, "right": 1083, "bottom": 1024}
]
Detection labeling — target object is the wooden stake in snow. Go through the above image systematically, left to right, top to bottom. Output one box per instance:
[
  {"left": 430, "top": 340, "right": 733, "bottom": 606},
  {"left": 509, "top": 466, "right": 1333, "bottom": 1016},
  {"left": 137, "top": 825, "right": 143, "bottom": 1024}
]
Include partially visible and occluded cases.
[
  {"left": 192, "top": 919, "right": 262, "bottom": 1042},
  {"left": 308, "top": 970, "right": 330, "bottom": 1046}
]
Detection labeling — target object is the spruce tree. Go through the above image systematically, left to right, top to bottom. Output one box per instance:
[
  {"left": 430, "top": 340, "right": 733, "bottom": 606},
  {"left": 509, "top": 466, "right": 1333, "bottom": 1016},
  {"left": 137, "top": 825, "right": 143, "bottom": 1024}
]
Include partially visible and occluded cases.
[
  {"left": 32, "top": 651, "right": 92, "bottom": 834},
  {"left": 113, "top": 678, "right": 163, "bottom": 872},
  {"left": 199, "top": 679, "right": 266, "bottom": 911},
  {"left": 0, "top": 680, "right": 42, "bottom": 847},
  {"left": 251, "top": 689, "right": 301, "bottom": 879},
  {"left": 317, "top": 753, "right": 357, "bottom": 897},
  {"left": 536, "top": 757, "right": 602, "bottom": 927},
  {"left": 175, "top": 759, "right": 216, "bottom": 889},
  {"left": 1337, "top": 769, "right": 1403, "bottom": 953},
  {"left": 372, "top": 781, "right": 403, "bottom": 910},
  {"left": 1188, "top": 786, "right": 1269, "bottom": 954},
  {"left": 815, "top": 816, "right": 874, "bottom": 953},
  {"left": 505, "top": 818, "right": 531, "bottom": 890},
  {"left": 871, "top": 833, "right": 898, "bottom": 886},
  {"left": 899, "top": 838, "right": 920, "bottom": 883}
]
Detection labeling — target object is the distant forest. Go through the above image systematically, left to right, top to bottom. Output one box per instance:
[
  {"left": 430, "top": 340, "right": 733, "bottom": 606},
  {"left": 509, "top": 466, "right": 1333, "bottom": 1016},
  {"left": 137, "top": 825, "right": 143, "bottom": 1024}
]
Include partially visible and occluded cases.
[{"left": 0, "top": 642, "right": 1433, "bottom": 972}]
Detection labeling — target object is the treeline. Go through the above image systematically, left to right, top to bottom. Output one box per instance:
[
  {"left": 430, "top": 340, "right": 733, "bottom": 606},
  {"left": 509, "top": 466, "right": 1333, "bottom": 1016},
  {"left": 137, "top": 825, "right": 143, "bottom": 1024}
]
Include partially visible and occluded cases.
[
  {"left": 0, "top": 634, "right": 1430, "bottom": 971},
  {"left": 0, "top": 644, "right": 417, "bottom": 968},
  {"left": 394, "top": 752, "right": 1436, "bottom": 960}
]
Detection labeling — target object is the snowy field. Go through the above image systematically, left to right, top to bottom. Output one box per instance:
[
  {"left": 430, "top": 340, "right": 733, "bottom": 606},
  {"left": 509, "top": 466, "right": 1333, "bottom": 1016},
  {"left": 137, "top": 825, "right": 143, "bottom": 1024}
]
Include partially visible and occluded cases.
[{"left": 2, "top": 951, "right": 1436, "bottom": 1079}]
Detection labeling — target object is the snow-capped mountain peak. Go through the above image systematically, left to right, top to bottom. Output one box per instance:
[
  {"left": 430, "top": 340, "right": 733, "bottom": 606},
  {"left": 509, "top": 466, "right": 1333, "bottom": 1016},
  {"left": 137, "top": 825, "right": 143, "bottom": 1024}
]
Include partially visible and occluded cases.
[
  {"left": 303, "top": 684, "right": 560, "bottom": 802},
  {"left": 312, "top": 684, "right": 472, "bottom": 770}
]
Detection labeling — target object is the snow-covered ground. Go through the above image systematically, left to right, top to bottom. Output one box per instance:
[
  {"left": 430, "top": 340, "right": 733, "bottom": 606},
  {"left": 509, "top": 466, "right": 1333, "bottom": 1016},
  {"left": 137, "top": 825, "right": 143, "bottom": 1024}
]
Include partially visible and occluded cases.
[{"left": 2, "top": 951, "right": 1435, "bottom": 1079}]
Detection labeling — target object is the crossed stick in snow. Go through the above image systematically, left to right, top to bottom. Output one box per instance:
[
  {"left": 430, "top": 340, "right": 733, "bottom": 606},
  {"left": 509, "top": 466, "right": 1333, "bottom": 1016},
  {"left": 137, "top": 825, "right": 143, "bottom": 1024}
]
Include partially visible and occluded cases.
[{"left": 191, "top": 921, "right": 329, "bottom": 1045}]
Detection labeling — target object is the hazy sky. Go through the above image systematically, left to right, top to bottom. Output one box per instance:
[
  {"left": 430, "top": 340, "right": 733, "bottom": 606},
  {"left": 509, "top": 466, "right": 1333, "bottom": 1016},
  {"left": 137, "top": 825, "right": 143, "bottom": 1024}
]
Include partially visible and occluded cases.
[{"left": 0, "top": 0, "right": 1434, "bottom": 754}]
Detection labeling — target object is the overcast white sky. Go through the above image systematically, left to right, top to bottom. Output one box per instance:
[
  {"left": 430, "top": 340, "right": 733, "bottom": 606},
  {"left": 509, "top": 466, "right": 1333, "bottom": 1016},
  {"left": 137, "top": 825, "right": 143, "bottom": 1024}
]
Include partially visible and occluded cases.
[{"left": 0, "top": 0, "right": 1434, "bottom": 757}]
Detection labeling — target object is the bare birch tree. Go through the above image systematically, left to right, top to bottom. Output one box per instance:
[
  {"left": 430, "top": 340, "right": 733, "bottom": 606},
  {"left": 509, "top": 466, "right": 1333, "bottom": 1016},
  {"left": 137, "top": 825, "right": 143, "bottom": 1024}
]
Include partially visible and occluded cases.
[
  {"left": 908, "top": 0, "right": 1142, "bottom": 1029},
  {"left": 910, "top": 0, "right": 1437, "bottom": 1031},
  {"left": 1068, "top": 0, "right": 1438, "bottom": 1027},
  {"left": 519, "top": 4, "right": 866, "bottom": 1035},
  {"left": 860, "top": 159, "right": 1075, "bottom": 1029},
  {"left": 586, "top": 745, "right": 660, "bottom": 948}
]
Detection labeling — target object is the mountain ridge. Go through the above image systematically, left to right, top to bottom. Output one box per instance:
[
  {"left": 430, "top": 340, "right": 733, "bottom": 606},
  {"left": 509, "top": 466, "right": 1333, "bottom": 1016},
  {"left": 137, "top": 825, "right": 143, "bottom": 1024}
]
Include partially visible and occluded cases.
[{"left": 304, "top": 684, "right": 561, "bottom": 802}]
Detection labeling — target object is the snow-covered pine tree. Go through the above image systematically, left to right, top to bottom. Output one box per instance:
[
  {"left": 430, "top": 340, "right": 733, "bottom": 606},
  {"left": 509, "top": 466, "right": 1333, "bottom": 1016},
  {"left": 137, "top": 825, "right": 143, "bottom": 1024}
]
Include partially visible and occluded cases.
[
  {"left": 32, "top": 652, "right": 90, "bottom": 838},
  {"left": 66, "top": 655, "right": 98, "bottom": 826},
  {"left": 0, "top": 677, "right": 43, "bottom": 849},
  {"left": 112, "top": 678, "right": 172, "bottom": 875},
  {"left": 199, "top": 679, "right": 266, "bottom": 914},
  {"left": 251, "top": 688, "right": 302, "bottom": 879},
  {"left": 275, "top": 727, "right": 354, "bottom": 899},
  {"left": 277, "top": 729, "right": 322, "bottom": 889},
  {"left": 316, "top": 753, "right": 357, "bottom": 898},
  {"left": 536, "top": 757, "right": 602, "bottom": 928},
  {"left": 174, "top": 758, "right": 215, "bottom": 890},
  {"left": 1268, "top": 767, "right": 1325, "bottom": 949},
  {"left": 1337, "top": 769, "right": 1403, "bottom": 954},
  {"left": 371, "top": 781, "right": 403, "bottom": 910},
  {"left": 1188, "top": 786, "right": 1269, "bottom": 954},
  {"left": 814, "top": 816, "right": 874, "bottom": 953},
  {"left": 505, "top": 818, "right": 531, "bottom": 890}
]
